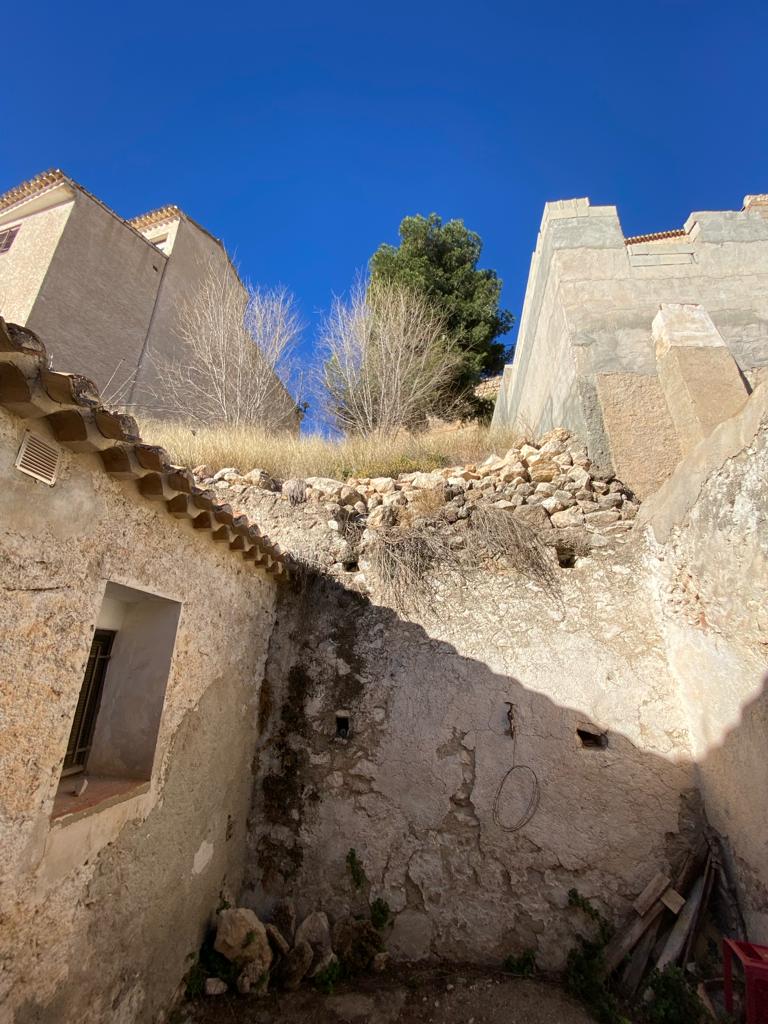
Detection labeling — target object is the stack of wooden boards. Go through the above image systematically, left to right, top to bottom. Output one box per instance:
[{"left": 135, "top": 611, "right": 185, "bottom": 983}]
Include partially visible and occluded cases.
[{"left": 604, "top": 834, "right": 745, "bottom": 999}]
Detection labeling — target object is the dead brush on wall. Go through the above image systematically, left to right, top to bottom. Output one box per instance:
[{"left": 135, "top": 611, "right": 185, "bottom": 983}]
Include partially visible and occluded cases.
[
  {"left": 367, "top": 504, "right": 559, "bottom": 614},
  {"left": 465, "top": 506, "right": 558, "bottom": 597}
]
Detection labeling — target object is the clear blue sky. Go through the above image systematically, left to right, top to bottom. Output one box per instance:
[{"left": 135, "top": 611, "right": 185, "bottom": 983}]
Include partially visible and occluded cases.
[{"left": 3, "top": 0, "right": 767, "bottom": 415}]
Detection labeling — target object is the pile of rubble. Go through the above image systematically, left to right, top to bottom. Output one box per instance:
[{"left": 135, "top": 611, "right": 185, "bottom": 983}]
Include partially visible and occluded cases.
[
  {"left": 195, "top": 428, "right": 640, "bottom": 577},
  {"left": 200, "top": 429, "right": 637, "bottom": 530},
  {"left": 199, "top": 900, "right": 387, "bottom": 998}
]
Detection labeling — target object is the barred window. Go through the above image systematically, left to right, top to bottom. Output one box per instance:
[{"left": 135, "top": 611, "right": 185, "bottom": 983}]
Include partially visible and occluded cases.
[
  {"left": 0, "top": 226, "right": 20, "bottom": 253},
  {"left": 62, "top": 629, "right": 116, "bottom": 775}
]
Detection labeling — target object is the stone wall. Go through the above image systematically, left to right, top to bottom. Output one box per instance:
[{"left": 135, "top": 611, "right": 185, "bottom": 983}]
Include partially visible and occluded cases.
[
  {"left": 640, "top": 382, "right": 768, "bottom": 944},
  {"left": 0, "top": 406, "right": 278, "bottom": 1024},
  {"left": 242, "top": 524, "right": 699, "bottom": 969}
]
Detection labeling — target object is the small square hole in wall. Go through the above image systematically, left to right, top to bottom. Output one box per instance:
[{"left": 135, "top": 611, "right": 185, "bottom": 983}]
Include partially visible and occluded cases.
[
  {"left": 335, "top": 714, "right": 350, "bottom": 739},
  {"left": 577, "top": 727, "right": 608, "bottom": 749}
]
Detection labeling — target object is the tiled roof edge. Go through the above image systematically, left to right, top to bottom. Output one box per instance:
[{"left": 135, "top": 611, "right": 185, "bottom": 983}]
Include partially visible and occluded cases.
[
  {"left": 0, "top": 169, "right": 70, "bottom": 211},
  {"left": 128, "top": 205, "right": 185, "bottom": 231},
  {"left": 624, "top": 228, "right": 687, "bottom": 246},
  {"left": 0, "top": 318, "right": 289, "bottom": 580}
]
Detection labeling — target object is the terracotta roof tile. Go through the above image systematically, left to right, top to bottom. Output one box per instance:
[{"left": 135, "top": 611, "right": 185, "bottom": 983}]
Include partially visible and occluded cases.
[
  {"left": 0, "top": 169, "right": 68, "bottom": 212},
  {"left": 128, "top": 205, "right": 184, "bottom": 231},
  {"left": 624, "top": 228, "right": 687, "bottom": 246},
  {"left": 0, "top": 318, "right": 289, "bottom": 579}
]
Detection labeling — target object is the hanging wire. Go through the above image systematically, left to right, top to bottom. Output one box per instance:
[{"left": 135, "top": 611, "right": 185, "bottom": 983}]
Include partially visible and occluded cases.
[{"left": 492, "top": 704, "right": 540, "bottom": 832}]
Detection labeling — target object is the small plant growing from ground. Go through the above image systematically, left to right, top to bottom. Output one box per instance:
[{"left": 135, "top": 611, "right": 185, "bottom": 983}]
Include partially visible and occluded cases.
[
  {"left": 346, "top": 847, "right": 367, "bottom": 890},
  {"left": 565, "top": 889, "right": 627, "bottom": 1024},
  {"left": 370, "top": 897, "right": 392, "bottom": 930},
  {"left": 184, "top": 929, "right": 240, "bottom": 998},
  {"left": 503, "top": 948, "right": 536, "bottom": 977},
  {"left": 314, "top": 958, "right": 343, "bottom": 995},
  {"left": 645, "top": 966, "right": 704, "bottom": 1024}
]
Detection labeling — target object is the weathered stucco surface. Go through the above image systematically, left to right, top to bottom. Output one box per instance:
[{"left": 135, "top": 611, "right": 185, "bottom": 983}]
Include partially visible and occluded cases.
[
  {"left": 0, "top": 189, "right": 74, "bottom": 326},
  {"left": 640, "top": 383, "right": 768, "bottom": 944},
  {"left": 0, "top": 408, "right": 277, "bottom": 1024},
  {"left": 244, "top": 540, "right": 699, "bottom": 969}
]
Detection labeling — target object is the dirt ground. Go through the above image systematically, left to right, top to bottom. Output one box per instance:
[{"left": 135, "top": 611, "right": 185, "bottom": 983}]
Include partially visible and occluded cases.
[{"left": 182, "top": 965, "right": 598, "bottom": 1024}]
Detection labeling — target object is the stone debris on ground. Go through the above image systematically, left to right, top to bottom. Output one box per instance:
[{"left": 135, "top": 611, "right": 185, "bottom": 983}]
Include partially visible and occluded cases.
[
  {"left": 195, "top": 428, "right": 641, "bottom": 580},
  {"left": 200, "top": 899, "right": 386, "bottom": 1001},
  {"left": 187, "top": 966, "right": 596, "bottom": 1024}
]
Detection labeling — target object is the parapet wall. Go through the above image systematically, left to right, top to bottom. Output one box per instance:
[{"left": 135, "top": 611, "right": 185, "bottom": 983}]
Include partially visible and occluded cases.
[{"left": 493, "top": 196, "right": 768, "bottom": 497}]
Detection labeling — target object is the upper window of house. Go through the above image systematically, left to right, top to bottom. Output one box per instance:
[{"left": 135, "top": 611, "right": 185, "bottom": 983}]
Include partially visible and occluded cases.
[
  {"left": 0, "top": 226, "right": 20, "bottom": 254},
  {"left": 152, "top": 235, "right": 169, "bottom": 253}
]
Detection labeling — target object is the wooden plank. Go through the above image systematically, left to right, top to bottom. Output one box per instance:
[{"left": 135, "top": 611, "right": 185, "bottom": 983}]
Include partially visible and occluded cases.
[
  {"left": 682, "top": 855, "right": 714, "bottom": 965},
  {"left": 634, "top": 872, "right": 671, "bottom": 917},
  {"left": 655, "top": 872, "right": 706, "bottom": 972},
  {"left": 660, "top": 888, "right": 686, "bottom": 915},
  {"left": 603, "top": 901, "right": 665, "bottom": 975},
  {"left": 619, "top": 916, "right": 663, "bottom": 997}
]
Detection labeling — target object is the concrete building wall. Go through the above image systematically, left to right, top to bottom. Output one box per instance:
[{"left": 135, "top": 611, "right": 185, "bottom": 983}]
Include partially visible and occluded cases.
[
  {"left": 0, "top": 190, "right": 74, "bottom": 325},
  {"left": 22, "top": 190, "right": 165, "bottom": 394},
  {"left": 493, "top": 197, "right": 768, "bottom": 496},
  {"left": 133, "top": 216, "right": 300, "bottom": 430},
  {"left": 640, "top": 382, "right": 768, "bottom": 944},
  {"left": 0, "top": 406, "right": 277, "bottom": 1024},
  {"left": 245, "top": 550, "right": 699, "bottom": 969}
]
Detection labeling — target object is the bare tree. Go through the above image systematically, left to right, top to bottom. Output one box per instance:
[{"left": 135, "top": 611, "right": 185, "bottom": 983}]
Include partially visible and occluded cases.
[
  {"left": 151, "top": 259, "right": 302, "bottom": 428},
  {"left": 318, "top": 278, "right": 461, "bottom": 436}
]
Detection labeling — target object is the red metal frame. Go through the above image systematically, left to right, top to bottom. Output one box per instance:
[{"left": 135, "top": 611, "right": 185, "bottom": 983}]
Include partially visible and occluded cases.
[{"left": 723, "top": 938, "right": 768, "bottom": 1023}]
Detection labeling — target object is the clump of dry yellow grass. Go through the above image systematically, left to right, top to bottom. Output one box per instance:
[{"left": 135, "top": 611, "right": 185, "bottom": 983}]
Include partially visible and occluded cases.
[{"left": 139, "top": 419, "right": 526, "bottom": 481}]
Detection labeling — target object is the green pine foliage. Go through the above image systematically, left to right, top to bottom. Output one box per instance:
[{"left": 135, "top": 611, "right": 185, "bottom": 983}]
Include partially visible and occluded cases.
[{"left": 370, "top": 213, "right": 514, "bottom": 414}]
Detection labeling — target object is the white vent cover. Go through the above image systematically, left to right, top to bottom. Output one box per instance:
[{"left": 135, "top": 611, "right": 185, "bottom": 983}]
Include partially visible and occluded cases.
[{"left": 15, "top": 430, "right": 62, "bottom": 486}]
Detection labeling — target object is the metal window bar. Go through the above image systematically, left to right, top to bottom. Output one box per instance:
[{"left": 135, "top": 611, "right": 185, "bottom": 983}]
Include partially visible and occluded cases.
[
  {"left": 0, "top": 226, "right": 19, "bottom": 254},
  {"left": 62, "top": 629, "right": 116, "bottom": 776}
]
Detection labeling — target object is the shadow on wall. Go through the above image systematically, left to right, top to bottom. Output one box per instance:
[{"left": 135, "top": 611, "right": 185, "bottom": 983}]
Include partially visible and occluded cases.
[{"left": 244, "top": 569, "right": 766, "bottom": 967}]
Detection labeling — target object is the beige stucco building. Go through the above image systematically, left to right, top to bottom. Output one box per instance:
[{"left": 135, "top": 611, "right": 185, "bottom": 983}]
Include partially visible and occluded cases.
[
  {"left": 0, "top": 170, "right": 300, "bottom": 430},
  {"left": 492, "top": 194, "right": 768, "bottom": 496}
]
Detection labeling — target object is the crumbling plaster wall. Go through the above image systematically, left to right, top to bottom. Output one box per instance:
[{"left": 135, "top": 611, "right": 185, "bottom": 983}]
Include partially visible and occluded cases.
[
  {"left": 640, "top": 383, "right": 768, "bottom": 944},
  {"left": 0, "top": 408, "right": 277, "bottom": 1024},
  {"left": 245, "top": 539, "right": 699, "bottom": 969}
]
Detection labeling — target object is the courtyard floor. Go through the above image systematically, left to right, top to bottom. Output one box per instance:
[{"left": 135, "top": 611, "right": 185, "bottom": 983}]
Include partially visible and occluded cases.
[{"left": 183, "top": 965, "right": 598, "bottom": 1024}]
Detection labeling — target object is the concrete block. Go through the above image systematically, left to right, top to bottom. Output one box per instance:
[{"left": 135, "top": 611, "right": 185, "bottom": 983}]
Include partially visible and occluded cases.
[{"left": 653, "top": 304, "right": 749, "bottom": 455}]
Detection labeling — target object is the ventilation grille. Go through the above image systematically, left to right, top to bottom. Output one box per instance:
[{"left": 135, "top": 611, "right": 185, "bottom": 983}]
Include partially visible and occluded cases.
[{"left": 15, "top": 431, "right": 62, "bottom": 485}]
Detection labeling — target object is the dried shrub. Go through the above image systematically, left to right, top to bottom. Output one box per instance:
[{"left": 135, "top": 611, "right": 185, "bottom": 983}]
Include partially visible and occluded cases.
[
  {"left": 367, "top": 503, "right": 559, "bottom": 615},
  {"left": 465, "top": 505, "right": 557, "bottom": 595}
]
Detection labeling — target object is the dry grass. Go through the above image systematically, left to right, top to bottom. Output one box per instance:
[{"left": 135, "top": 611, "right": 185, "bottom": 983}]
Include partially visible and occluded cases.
[
  {"left": 139, "top": 419, "right": 526, "bottom": 481},
  {"left": 367, "top": 506, "right": 558, "bottom": 615}
]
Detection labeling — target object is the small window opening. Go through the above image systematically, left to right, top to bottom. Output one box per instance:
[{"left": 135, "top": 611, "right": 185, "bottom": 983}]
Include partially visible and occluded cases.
[
  {"left": 0, "top": 225, "right": 20, "bottom": 254},
  {"left": 557, "top": 550, "right": 577, "bottom": 568},
  {"left": 341, "top": 557, "right": 359, "bottom": 572},
  {"left": 53, "top": 582, "right": 181, "bottom": 820},
  {"left": 335, "top": 715, "right": 350, "bottom": 739},
  {"left": 577, "top": 727, "right": 608, "bottom": 749}
]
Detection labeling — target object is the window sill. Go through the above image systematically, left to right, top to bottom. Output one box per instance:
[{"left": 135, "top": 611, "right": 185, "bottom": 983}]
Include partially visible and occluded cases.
[{"left": 51, "top": 774, "right": 150, "bottom": 825}]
